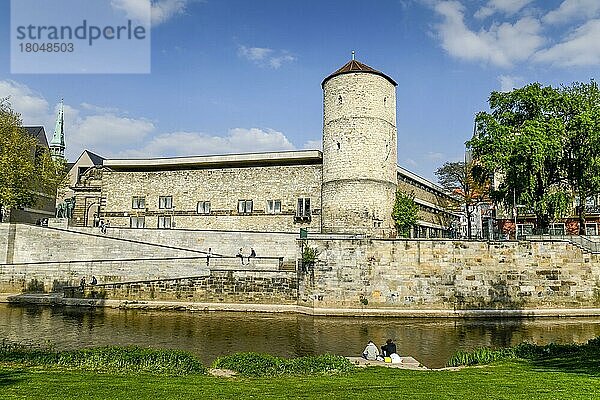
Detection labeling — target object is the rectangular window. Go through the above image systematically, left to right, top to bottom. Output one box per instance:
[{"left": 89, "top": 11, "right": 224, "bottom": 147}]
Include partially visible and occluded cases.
[
  {"left": 132, "top": 196, "right": 146, "bottom": 209},
  {"left": 159, "top": 196, "right": 172, "bottom": 209},
  {"left": 586, "top": 197, "right": 596, "bottom": 207},
  {"left": 296, "top": 198, "right": 311, "bottom": 218},
  {"left": 267, "top": 199, "right": 282, "bottom": 214},
  {"left": 238, "top": 200, "right": 253, "bottom": 214},
  {"left": 197, "top": 201, "right": 211, "bottom": 214},
  {"left": 158, "top": 215, "right": 172, "bottom": 229},
  {"left": 130, "top": 216, "right": 145, "bottom": 229},
  {"left": 549, "top": 223, "right": 565, "bottom": 236},
  {"left": 585, "top": 223, "right": 598, "bottom": 236},
  {"left": 517, "top": 224, "right": 534, "bottom": 237}
]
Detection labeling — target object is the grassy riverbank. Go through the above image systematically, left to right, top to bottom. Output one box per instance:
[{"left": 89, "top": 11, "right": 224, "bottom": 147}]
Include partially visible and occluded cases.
[
  {"left": 1, "top": 341, "right": 599, "bottom": 399},
  {"left": 1, "top": 362, "right": 599, "bottom": 400}
]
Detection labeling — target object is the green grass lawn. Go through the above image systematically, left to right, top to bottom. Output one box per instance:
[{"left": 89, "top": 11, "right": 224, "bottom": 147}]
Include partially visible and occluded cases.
[{"left": 1, "top": 361, "right": 599, "bottom": 400}]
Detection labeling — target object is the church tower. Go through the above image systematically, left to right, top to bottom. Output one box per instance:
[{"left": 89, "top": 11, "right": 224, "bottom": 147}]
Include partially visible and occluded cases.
[
  {"left": 321, "top": 55, "right": 398, "bottom": 236},
  {"left": 49, "top": 99, "right": 65, "bottom": 161}
]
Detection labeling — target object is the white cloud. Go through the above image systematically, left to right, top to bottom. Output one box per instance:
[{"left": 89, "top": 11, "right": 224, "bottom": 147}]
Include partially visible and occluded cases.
[
  {"left": 111, "top": 0, "right": 191, "bottom": 26},
  {"left": 475, "top": 0, "right": 535, "bottom": 19},
  {"left": 543, "top": 0, "right": 600, "bottom": 25},
  {"left": 433, "top": 1, "right": 544, "bottom": 67},
  {"left": 534, "top": 19, "right": 600, "bottom": 66},
  {"left": 238, "top": 45, "right": 296, "bottom": 69},
  {"left": 238, "top": 46, "right": 273, "bottom": 61},
  {"left": 498, "top": 74, "right": 524, "bottom": 91},
  {"left": 0, "top": 80, "right": 52, "bottom": 127},
  {"left": 2, "top": 80, "right": 301, "bottom": 161},
  {"left": 80, "top": 103, "right": 122, "bottom": 114},
  {"left": 71, "top": 114, "right": 156, "bottom": 156},
  {"left": 119, "top": 128, "right": 296, "bottom": 158},
  {"left": 303, "top": 140, "right": 322, "bottom": 150},
  {"left": 426, "top": 151, "right": 445, "bottom": 162},
  {"left": 403, "top": 158, "right": 418, "bottom": 168}
]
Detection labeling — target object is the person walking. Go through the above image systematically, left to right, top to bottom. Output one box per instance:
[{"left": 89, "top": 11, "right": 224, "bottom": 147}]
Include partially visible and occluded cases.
[{"left": 206, "top": 248, "right": 213, "bottom": 266}]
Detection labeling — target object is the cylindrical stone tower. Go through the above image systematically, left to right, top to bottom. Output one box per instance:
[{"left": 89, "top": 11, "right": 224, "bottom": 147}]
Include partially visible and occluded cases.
[{"left": 321, "top": 58, "right": 398, "bottom": 236}]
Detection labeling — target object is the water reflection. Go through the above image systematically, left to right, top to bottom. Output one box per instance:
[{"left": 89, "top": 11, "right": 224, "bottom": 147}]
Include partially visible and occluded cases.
[{"left": 1, "top": 304, "right": 599, "bottom": 368}]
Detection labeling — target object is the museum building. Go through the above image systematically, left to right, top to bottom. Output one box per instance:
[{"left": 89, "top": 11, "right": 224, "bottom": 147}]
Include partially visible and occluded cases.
[{"left": 67, "top": 58, "right": 458, "bottom": 238}]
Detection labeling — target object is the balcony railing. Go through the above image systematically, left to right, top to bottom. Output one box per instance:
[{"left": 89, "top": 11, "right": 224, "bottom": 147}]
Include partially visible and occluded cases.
[{"left": 525, "top": 234, "right": 600, "bottom": 254}]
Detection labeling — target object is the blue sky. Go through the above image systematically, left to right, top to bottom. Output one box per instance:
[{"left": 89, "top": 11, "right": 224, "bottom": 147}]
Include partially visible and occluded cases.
[{"left": 1, "top": 0, "right": 599, "bottom": 181}]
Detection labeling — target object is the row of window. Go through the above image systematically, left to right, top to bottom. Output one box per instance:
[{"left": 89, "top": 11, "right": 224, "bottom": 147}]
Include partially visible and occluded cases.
[
  {"left": 130, "top": 196, "right": 311, "bottom": 216},
  {"left": 130, "top": 216, "right": 171, "bottom": 229},
  {"left": 517, "top": 223, "right": 599, "bottom": 236}
]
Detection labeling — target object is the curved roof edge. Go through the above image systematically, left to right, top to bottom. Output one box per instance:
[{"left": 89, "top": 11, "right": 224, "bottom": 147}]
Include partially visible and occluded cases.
[{"left": 322, "top": 59, "right": 397, "bottom": 87}]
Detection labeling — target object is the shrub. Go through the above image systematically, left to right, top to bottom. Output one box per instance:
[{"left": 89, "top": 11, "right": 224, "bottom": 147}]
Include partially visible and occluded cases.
[
  {"left": 446, "top": 336, "right": 600, "bottom": 367},
  {"left": 0, "top": 341, "right": 206, "bottom": 375},
  {"left": 446, "top": 347, "right": 516, "bottom": 367},
  {"left": 212, "top": 352, "right": 355, "bottom": 377},
  {"left": 212, "top": 352, "right": 282, "bottom": 377}
]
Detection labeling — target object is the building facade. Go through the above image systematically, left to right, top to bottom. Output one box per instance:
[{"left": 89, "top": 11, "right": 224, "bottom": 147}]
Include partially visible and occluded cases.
[{"left": 71, "top": 59, "right": 457, "bottom": 237}]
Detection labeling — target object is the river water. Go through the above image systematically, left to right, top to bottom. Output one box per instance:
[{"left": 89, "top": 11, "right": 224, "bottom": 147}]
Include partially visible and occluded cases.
[{"left": 2, "top": 304, "right": 600, "bottom": 368}]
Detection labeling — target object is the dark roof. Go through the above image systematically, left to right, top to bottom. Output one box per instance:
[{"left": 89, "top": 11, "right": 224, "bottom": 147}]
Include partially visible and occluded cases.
[
  {"left": 322, "top": 59, "right": 397, "bottom": 87},
  {"left": 24, "top": 126, "right": 49, "bottom": 148},
  {"left": 84, "top": 150, "right": 105, "bottom": 166}
]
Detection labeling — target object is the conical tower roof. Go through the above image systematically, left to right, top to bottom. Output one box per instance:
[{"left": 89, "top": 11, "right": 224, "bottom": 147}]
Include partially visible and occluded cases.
[{"left": 322, "top": 59, "right": 397, "bottom": 88}]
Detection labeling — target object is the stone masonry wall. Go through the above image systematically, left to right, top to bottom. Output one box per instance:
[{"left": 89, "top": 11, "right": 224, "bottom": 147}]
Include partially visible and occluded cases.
[
  {"left": 322, "top": 72, "right": 397, "bottom": 234},
  {"left": 101, "top": 164, "right": 322, "bottom": 232},
  {"left": 6, "top": 223, "right": 600, "bottom": 312},
  {"left": 0, "top": 224, "right": 297, "bottom": 303},
  {"left": 68, "top": 226, "right": 299, "bottom": 261},
  {"left": 299, "top": 239, "right": 600, "bottom": 310},
  {"left": 75, "top": 271, "right": 298, "bottom": 304}
]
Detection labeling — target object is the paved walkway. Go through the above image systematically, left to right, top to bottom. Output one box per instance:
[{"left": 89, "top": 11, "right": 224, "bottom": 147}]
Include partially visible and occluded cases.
[{"left": 346, "top": 356, "right": 428, "bottom": 370}]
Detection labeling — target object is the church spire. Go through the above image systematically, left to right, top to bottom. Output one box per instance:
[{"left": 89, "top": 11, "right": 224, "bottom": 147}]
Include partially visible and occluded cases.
[{"left": 50, "top": 98, "right": 65, "bottom": 161}]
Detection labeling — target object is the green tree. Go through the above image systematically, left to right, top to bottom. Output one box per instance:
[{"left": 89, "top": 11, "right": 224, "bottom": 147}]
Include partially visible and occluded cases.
[
  {"left": 561, "top": 81, "right": 600, "bottom": 234},
  {"left": 467, "top": 83, "right": 571, "bottom": 233},
  {"left": 0, "top": 98, "right": 66, "bottom": 221},
  {"left": 435, "top": 161, "right": 488, "bottom": 239},
  {"left": 392, "top": 190, "right": 418, "bottom": 238}
]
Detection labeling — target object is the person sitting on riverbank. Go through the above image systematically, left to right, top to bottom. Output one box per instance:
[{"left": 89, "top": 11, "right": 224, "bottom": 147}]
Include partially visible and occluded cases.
[
  {"left": 381, "top": 339, "right": 397, "bottom": 357},
  {"left": 362, "top": 340, "right": 379, "bottom": 360}
]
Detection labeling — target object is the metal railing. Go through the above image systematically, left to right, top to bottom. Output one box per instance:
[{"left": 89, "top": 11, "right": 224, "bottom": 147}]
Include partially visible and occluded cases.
[{"left": 525, "top": 234, "right": 600, "bottom": 253}]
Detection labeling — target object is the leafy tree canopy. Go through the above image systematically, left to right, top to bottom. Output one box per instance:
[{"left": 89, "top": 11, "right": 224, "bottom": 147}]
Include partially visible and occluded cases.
[
  {"left": 467, "top": 81, "right": 600, "bottom": 232},
  {"left": 0, "top": 98, "right": 66, "bottom": 218},
  {"left": 392, "top": 190, "right": 418, "bottom": 238}
]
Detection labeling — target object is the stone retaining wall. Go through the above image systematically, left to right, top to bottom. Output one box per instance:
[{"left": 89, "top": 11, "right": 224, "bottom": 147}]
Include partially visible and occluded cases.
[
  {"left": 4, "top": 223, "right": 600, "bottom": 313},
  {"left": 0, "top": 224, "right": 295, "bottom": 303},
  {"left": 298, "top": 239, "right": 600, "bottom": 310},
  {"left": 68, "top": 271, "right": 298, "bottom": 304}
]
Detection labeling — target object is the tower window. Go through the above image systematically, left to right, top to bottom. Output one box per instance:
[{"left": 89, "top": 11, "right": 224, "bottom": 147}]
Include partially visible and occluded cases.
[
  {"left": 338, "top": 95, "right": 342, "bottom": 105},
  {"left": 384, "top": 96, "right": 387, "bottom": 106},
  {"left": 337, "top": 142, "right": 341, "bottom": 150}
]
